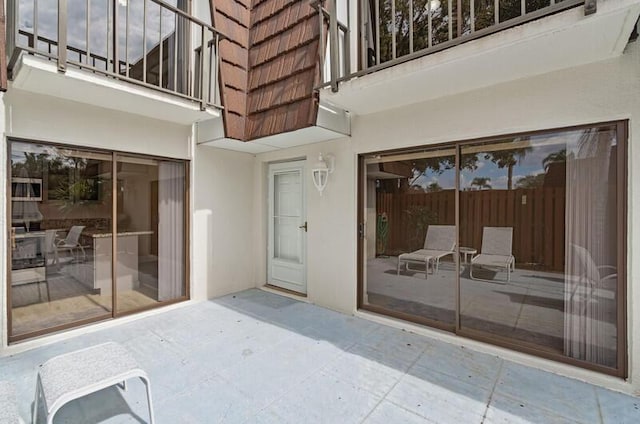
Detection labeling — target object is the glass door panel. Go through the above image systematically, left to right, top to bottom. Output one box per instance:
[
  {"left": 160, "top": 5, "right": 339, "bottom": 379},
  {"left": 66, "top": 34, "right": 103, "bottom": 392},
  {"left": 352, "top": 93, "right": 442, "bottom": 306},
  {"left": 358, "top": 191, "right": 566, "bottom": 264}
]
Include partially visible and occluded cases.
[
  {"left": 458, "top": 126, "right": 621, "bottom": 369},
  {"left": 9, "top": 141, "right": 113, "bottom": 338},
  {"left": 362, "top": 148, "right": 457, "bottom": 328},
  {"left": 115, "top": 155, "right": 186, "bottom": 314}
]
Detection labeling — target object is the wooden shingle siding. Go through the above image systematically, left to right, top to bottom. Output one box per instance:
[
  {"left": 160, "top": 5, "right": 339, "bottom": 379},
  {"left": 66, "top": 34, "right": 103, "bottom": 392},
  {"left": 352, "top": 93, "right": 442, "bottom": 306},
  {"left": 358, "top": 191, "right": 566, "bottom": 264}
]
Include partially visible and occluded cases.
[
  {"left": 210, "top": 0, "right": 251, "bottom": 140},
  {"left": 212, "top": 0, "right": 322, "bottom": 141}
]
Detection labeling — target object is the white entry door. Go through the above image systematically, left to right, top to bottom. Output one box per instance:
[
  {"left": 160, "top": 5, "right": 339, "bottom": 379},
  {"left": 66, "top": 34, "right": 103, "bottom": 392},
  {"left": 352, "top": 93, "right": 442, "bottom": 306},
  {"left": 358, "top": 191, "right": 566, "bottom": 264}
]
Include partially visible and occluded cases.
[{"left": 268, "top": 161, "right": 307, "bottom": 294}]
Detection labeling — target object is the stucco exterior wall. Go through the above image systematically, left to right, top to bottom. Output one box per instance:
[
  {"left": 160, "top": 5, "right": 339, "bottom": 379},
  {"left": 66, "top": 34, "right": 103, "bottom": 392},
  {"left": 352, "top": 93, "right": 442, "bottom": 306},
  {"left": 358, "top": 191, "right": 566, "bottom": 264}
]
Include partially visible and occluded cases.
[
  {"left": 253, "top": 41, "right": 640, "bottom": 394},
  {"left": 192, "top": 144, "right": 256, "bottom": 300}
]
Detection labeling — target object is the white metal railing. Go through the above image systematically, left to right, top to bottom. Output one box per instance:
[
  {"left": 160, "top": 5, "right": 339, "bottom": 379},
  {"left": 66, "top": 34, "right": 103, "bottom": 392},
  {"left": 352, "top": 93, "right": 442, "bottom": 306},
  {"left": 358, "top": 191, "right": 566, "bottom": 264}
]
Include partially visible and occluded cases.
[{"left": 6, "top": 0, "right": 224, "bottom": 110}]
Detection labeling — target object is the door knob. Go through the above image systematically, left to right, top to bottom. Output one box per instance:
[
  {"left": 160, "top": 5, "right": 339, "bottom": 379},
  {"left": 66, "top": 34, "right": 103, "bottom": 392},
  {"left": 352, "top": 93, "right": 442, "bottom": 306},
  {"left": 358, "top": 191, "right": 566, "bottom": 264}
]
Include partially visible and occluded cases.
[{"left": 298, "top": 222, "right": 308, "bottom": 232}]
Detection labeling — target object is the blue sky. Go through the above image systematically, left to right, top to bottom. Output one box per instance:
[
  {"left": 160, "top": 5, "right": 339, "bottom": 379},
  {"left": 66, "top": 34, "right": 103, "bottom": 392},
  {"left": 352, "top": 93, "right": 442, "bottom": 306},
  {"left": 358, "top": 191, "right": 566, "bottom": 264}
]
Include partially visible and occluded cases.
[{"left": 411, "top": 141, "right": 567, "bottom": 190}]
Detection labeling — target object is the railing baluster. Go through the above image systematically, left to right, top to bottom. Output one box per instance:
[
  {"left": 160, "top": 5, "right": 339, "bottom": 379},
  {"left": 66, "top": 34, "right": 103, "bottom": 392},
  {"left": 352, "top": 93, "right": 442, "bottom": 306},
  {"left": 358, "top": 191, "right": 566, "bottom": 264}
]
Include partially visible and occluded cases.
[
  {"left": 33, "top": 0, "right": 38, "bottom": 48},
  {"left": 58, "top": 0, "right": 67, "bottom": 72},
  {"left": 86, "top": 0, "right": 90, "bottom": 66},
  {"left": 106, "top": 0, "right": 109, "bottom": 71},
  {"left": 113, "top": 0, "right": 118, "bottom": 74},
  {"left": 125, "top": 0, "right": 129, "bottom": 77},
  {"left": 143, "top": 0, "right": 147, "bottom": 83},
  {"left": 329, "top": 0, "right": 339, "bottom": 92},
  {"left": 344, "top": 0, "right": 351, "bottom": 77},
  {"left": 359, "top": 0, "right": 366, "bottom": 69},
  {"left": 374, "top": 0, "right": 380, "bottom": 65},
  {"left": 391, "top": 0, "right": 396, "bottom": 59},
  {"left": 409, "top": 0, "right": 414, "bottom": 53},
  {"left": 428, "top": 0, "right": 432, "bottom": 48},
  {"left": 448, "top": 0, "right": 453, "bottom": 41},
  {"left": 457, "top": 0, "right": 462, "bottom": 38},
  {"left": 471, "top": 0, "right": 475, "bottom": 33},
  {"left": 494, "top": 0, "right": 499, "bottom": 24},
  {"left": 521, "top": 0, "right": 526, "bottom": 16},
  {"left": 318, "top": 3, "right": 325, "bottom": 83},
  {"left": 159, "top": 4, "right": 163, "bottom": 88},
  {"left": 173, "top": 14, "right": 178, "bottom": 91},
  {"left": 199, "top": 26, "right": 211, "bottom": 110},
  {"left": 215, "top": 33, "right": 220, "bottom": 104}
]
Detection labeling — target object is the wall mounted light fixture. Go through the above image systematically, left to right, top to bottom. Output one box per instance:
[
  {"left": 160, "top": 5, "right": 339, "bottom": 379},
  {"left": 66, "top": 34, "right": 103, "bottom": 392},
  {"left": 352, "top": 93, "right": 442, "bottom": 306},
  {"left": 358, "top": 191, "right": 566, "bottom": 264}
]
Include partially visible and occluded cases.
[{"left": 311, "top": 153, "right": 335, "bottom": 196}]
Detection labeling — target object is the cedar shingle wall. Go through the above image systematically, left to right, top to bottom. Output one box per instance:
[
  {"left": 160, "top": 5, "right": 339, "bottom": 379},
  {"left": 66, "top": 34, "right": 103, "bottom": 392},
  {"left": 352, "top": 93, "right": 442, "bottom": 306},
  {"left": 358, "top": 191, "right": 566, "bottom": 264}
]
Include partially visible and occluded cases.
[
  {"left": 210, "top": 0, "right": 250, "bottom": 140},
  {"left": 211, "top": 0, "right": 321, "bottom": 141}
]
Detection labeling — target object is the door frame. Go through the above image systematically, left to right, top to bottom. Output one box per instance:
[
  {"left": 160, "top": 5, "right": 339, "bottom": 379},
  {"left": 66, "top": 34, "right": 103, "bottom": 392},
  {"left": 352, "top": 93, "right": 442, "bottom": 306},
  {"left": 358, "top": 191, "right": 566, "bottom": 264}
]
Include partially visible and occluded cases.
[{"left": 267, "top": 160, "right": 307, "bottom": 295}]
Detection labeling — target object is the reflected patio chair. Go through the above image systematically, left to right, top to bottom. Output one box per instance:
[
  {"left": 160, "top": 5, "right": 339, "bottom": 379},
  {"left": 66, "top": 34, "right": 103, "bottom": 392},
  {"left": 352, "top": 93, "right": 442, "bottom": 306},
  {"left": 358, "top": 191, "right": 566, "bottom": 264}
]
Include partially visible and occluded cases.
[
  {"left": 397, "top": 225, "right": 456, "bottom": 279},
  {"left": 56, "top": 226, "right": 86, "bottom": 262},
  {"left": 470, "top": 227, "right": 515, "bottom": 282},
  {"left": 43, "top": 229, "right": 59, "bottom": 266},
  {"left": 569, "top": 243, "right": 617, "bottom": 291}
]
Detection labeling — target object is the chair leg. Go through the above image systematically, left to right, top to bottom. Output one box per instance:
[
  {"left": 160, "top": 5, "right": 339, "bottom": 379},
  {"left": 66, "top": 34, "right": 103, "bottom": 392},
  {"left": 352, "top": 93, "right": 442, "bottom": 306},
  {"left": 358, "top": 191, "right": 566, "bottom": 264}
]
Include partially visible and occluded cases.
[
  {"left": 397, "top": 258, "right": 401, "bottom": 276},
  {"left": 45, "top": 280, "right": 51, "bottom": 302},
  {"left": 33, "top": 376, "right": 40, "bottom": 424},
  {"left": 141, "top": 377, "right": 155, "bottom": 424}
]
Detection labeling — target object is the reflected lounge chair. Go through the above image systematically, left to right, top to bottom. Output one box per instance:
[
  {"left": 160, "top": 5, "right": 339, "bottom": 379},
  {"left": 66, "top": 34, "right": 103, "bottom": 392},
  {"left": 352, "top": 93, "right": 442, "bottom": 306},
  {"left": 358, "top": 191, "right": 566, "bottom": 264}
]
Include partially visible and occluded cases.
[
  {"left": 397, "top": 225, "right": 456, "bottom": 279},
  {"left": 56, "top": 226, "right": 86, "bottom": 262},
  {"left": 470, "top": 227, "right": 515, "bottom": 282}
]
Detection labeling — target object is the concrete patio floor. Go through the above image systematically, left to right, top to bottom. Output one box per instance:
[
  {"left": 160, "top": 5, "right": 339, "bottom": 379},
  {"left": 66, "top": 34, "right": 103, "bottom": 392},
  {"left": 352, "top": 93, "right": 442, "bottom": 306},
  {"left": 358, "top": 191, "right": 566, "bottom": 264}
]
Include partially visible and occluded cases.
[{"left": 1, "top": 289, "right": 639, "bottom": 424}]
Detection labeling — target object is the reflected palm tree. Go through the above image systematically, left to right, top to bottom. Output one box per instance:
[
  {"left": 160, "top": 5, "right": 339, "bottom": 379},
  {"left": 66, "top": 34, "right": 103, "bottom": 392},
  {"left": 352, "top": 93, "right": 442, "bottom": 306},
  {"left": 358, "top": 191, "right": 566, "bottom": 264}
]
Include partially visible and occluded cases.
[
  {"left": 543, "top": 149, "right": 567, "bottom": 170},
  {"left": 471, "top": 176, "right": 492, "bottom": 190}
]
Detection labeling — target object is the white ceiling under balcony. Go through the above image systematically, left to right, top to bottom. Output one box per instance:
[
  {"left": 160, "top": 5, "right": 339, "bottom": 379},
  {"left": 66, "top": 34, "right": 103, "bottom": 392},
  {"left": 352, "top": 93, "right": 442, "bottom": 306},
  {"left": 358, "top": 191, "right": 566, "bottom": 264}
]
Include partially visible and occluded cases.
[
  {"left": 320, "top": 0, "right": 640, "bottom": 116},
  {"left": 10, "top": 54, "right": 221, "bottom": 125}
]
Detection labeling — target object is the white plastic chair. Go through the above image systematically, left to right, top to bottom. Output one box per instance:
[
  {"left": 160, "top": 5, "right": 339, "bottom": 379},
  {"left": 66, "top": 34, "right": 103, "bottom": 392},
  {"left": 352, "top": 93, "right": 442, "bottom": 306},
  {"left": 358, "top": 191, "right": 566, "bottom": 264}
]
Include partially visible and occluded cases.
[
  {"left": 397, "top": 225, "right": 456, "bottom": 278},
  {"left": 56, "top": 226, "right": 86, "bottom": 262},
  {"left": 470, "top": 227, "right": 515, "bottom": 282},
  {"left": 43, "top": 229, "right": 59, "bottom": 266}
]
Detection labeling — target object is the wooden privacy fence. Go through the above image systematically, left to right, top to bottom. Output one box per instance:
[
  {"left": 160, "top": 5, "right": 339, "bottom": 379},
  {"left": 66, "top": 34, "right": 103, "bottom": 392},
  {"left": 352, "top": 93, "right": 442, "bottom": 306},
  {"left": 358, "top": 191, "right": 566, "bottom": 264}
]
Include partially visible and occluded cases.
[{"left": 376, "top": 188, "right": 566, "bottom": 271}]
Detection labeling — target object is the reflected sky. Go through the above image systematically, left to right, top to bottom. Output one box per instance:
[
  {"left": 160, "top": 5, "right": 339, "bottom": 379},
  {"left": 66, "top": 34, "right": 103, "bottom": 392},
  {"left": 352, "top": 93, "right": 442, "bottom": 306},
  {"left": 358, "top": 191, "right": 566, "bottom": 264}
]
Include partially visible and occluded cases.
[{"left": 18, "top": 0, "right": 183, "bottom": 63}]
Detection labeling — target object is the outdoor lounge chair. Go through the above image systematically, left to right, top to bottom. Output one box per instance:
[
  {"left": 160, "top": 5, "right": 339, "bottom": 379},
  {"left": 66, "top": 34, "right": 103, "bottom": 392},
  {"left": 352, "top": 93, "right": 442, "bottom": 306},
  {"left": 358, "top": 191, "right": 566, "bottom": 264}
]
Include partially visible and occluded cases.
[
  {"left": 397, "top": 225, "right": 456, "bottom": 279},
  {"left": 470, "top": 227, "right": 515, "bottom": 282},
  {"left": 33, "top": 342, "right": 154, "bottom": 424},
  {"left": 0, "top": 380, "right": 24, "bottom": 424}
]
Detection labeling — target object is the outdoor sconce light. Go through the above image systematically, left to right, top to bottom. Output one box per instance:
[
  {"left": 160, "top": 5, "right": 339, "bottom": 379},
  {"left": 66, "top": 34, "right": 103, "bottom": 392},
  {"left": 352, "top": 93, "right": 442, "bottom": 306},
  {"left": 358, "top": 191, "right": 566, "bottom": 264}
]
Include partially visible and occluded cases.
[{"left": 311, "top": 153, "right": 335, "bottom": 196}]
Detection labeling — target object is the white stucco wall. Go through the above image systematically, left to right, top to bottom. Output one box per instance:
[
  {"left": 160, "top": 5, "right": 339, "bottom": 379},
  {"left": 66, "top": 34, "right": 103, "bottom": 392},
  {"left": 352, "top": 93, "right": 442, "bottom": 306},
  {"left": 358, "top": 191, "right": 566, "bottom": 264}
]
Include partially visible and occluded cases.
[
  {"left": 252, "top": 41, "right": 640, "bottom": 394},
  {"left": 4, "top": 89, "right": 191, "bottom": 159},
  {"left": 192, "top": 145, "right": 256, "bottom": 300}
]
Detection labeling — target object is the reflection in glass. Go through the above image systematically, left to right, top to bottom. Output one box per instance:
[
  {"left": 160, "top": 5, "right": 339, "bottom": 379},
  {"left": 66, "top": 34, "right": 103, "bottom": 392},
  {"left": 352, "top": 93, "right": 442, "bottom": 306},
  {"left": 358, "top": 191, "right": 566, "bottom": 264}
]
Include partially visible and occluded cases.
[
  {"left": 459, "top": 127, "right": 619, "bottom": 368},
  {"left": 10, "top": 141, "right": 113, "bottom": 337},
  {"left": 363, "top": 149, "right": 457, "bottom": 326},
  {"left": 116, "top": 156, "right": 186, "bottom": 313}
]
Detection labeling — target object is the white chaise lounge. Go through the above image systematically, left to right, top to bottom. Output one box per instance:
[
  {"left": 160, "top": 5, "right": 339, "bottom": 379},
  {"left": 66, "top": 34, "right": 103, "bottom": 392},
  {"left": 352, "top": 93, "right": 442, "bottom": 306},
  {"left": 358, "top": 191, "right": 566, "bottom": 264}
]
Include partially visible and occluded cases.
[
  {"left": 397, "top": 225, "right": 456, "bottom": 279},
  {"left": 470, "top": 227, "right": 515, "bottom": 282},
  {"left": 33, "top": 342, "right": 154, "bottom": 424},
  {"left": 0, "top": 381, "right": 24, "bottom": 424}
]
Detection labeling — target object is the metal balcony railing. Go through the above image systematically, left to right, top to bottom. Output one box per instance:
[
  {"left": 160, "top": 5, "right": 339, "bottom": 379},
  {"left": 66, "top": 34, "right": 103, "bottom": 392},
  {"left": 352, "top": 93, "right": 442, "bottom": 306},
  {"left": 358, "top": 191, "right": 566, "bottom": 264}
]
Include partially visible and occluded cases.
[
  {"left": 6, "top": 0, "right": 224, "bottom": 110},
  {"left": 317, "top": 0, "right": 588, "bottom": 92}
]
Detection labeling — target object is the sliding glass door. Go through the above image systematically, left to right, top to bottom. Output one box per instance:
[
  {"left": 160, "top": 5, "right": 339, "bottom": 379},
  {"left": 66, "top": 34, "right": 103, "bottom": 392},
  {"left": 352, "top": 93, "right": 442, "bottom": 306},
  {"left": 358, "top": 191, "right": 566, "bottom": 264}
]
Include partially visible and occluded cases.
[
  {"left": 359, "top": 122, "right": 626, "bottom": 376},
  {"left": 7, "top": 140, "right": 188, "bottom": 342},
  {"left": 362, "top": 147, "right": 458, "bottom": 329},
  {"left": 115, "top": 155, "right": 186, "bottom": 314}
]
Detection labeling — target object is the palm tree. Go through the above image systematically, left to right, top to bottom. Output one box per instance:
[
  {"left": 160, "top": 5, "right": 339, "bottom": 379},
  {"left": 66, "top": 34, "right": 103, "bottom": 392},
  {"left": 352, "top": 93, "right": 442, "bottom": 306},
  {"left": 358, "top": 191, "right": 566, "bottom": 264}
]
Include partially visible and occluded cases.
[
  {"left": 486, "top": 146, "right": 531, "bottom": 190},
  {"left": 542, "top": 149, "right": 567, "bottom": 170},
  {"left": 471, "top": 177, "right": 492, "bottom": 190}
]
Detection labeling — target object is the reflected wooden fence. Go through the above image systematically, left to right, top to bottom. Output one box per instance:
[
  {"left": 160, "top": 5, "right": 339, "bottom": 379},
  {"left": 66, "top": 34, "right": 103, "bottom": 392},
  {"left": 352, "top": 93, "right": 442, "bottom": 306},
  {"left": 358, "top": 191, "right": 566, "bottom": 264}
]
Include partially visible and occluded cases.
[{"left": 376, "top": 188, "right": 566, "bottom": 271}]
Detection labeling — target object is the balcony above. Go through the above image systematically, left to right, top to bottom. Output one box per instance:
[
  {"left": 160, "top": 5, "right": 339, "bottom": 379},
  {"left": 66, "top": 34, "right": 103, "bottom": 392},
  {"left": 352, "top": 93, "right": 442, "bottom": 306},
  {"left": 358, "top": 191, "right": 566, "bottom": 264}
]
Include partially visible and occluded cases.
[
  {"left": 6, "top": 0, "right": 223, "bottom": 124},
  {"left": 318, "top": 0, "right": 640, "bottom": 115},
  {"left": 10, "top": 53, "right": 220, "bottom": 124}
]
